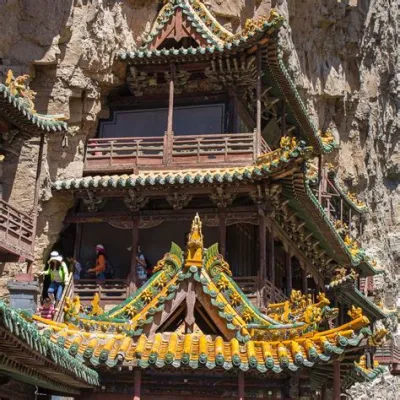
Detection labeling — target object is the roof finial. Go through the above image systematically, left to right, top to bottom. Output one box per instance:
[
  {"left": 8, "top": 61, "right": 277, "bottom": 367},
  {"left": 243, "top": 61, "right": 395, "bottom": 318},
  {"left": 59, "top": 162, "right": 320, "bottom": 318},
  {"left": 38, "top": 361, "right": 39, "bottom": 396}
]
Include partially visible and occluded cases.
[{"left": 185, "top": 213, "right": 204, "bottom": 267}]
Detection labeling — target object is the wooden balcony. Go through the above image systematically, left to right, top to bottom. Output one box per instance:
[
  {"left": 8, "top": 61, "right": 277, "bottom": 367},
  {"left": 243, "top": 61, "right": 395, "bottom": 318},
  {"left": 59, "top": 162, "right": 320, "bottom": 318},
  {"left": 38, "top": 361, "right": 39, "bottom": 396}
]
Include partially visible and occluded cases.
[
  {"left": 84, "top": 132, "right": 269, "bottom": 174},
  {"left": 0, "top": 199, "right": 34, "bottom": 262},
  {"left": 375, "top": 341, "right": 400, "bottom": 375}
]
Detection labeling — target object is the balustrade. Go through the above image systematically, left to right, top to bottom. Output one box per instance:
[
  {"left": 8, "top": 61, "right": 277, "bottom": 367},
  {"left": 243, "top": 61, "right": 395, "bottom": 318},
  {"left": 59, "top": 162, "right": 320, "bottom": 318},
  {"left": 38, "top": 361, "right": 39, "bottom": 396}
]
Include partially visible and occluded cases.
[
  {"left": 84, "top": 132, "right": 267, "bottom": 174},
  {"left": 0, "top": 199, "right": 34, "bottom": 260}
]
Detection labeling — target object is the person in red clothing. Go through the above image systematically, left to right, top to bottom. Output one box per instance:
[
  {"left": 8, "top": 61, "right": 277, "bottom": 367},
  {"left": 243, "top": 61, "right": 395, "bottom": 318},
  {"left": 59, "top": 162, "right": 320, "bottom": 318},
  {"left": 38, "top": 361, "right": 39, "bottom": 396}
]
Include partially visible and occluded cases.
[
  {"left": 87, "top": 244, "right": 107, "bottom": 281},
  {"left": 37, "top": 298, "right": 55, "bottom": 320}
]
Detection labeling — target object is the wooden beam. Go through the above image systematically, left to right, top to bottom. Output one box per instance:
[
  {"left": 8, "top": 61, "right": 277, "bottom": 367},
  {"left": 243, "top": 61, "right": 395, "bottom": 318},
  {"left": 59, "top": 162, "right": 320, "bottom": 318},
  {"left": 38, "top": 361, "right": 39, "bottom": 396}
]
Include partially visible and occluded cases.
[
  {"left": 66, "top": 205, "right": 258, "bottom": 224},
  {"left": 219, "top": 210, "right": 227, "bottom": 258},
  {"left": 285, "top": 251, "right": 292, "bottom": 296},
  {"left": 333, "top": 361, "right": 340, "bottom": 400},
  {"left": 134, "top": 368, "right": 141, "bottom": 400},
  {"left": 238, "top": 371, "right": 245, "bottom": 400}
]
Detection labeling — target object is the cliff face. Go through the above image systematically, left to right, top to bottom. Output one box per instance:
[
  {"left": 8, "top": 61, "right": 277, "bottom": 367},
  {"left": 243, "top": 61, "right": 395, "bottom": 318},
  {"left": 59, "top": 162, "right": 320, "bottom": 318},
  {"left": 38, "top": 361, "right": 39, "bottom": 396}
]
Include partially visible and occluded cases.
[
  {"left": 0, "top": 0, "right": 398, "bottom": 324},
  {"left": 0, "top": 0, "right": 398, "bottom": 396}
]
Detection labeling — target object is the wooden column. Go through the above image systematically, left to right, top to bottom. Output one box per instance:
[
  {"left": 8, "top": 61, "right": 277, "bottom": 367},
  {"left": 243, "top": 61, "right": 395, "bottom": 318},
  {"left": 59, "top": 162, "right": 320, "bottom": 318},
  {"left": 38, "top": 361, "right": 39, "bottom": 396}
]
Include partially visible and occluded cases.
[
  {"left": 256, "top": 45, "right": 262, "bottom": 156},
  {"left": 164, "top": 63, "right": 176, "bottom": 166},
  {"left": 167, "top": 63, "right": 175, "bottom": 135},
  {"left": 28, "top": 131, "right": 46, "bottom": 274},
  {"left": 33, "top": 131, "right": 45, "bottom": 215},
  {"left": 318, "top": 155, "right": 323, "bottom": 203},
  {"left": 218, "top": 210, "right": 227, "bottom": 258},
  {"left": 258, "top": 210, "right": 266, "bottom": 307},
  {"left": 130, "top": 216, "right": 139, "bottom": 293},
  {"left": 267, "top": 226, "right": 275, "bottom": 289},
  {"left": 285, "top": 251, "right": 292, "bottom": 296},
  {"left": 302, "top": 266, "right": 308, "bottom": 294},
  {"left": 333, "top": 361, "right": 341, "bottom": 400},
  {"left": 134, "top": 369, "right": 141, "bottom": 400},
  {"left": 238, "top": 371, "right": 245, "bottom": 400}
]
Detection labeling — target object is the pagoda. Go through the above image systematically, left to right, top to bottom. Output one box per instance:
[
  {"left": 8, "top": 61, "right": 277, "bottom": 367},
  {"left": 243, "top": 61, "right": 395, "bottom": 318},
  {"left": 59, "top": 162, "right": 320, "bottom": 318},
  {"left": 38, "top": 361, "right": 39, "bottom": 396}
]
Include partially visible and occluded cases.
[{"left": 0, "top": 1, "right": 397, "bottom": 399}]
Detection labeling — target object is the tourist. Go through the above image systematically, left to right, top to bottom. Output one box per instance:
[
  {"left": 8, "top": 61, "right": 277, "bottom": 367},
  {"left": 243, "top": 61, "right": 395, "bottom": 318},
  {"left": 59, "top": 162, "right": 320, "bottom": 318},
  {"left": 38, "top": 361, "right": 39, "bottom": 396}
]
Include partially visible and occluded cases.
[
  {"left": 87, "top": 244, "right": 107, "bottom": 281},
  {"left": 137, "top": 245, "right": 148, "bottom": 286},
  {"left": 41, "top": 251, "right": 69, "bottom": 304},
  {"left": 67, "top": 256, "right": 82, "bottom": 281},
  {"left": 37, "top": 297, "right": 55, "bottom": 320}
]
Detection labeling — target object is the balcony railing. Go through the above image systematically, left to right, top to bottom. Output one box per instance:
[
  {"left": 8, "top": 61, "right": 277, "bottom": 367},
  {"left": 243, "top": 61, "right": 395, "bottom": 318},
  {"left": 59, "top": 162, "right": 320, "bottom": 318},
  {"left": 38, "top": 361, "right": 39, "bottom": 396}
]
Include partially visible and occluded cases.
[
  {"left": 84, "top": 132, "right": 267, "bottom": 174},
  {"left": 0, "top": 199, "right": 34, "bottom": 260}
]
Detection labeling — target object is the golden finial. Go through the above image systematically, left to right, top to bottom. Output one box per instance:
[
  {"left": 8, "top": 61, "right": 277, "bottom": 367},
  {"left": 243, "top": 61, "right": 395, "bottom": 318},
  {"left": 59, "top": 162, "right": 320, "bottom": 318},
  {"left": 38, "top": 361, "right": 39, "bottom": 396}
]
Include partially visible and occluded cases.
[{"left": 185, "top": 213, "right": 204, "bottom": 267}]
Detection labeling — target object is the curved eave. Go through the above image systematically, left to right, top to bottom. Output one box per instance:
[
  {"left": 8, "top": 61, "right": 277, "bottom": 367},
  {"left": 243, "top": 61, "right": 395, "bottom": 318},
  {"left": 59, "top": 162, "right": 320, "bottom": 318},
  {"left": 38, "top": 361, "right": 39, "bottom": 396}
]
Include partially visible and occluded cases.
[
  {"left": 120, "top": 18, "right": 282, "bottom": 63},
  {"left": 0, "top": 84, "right": 68, "bottom": 134},
  {"left": 52, "top": 144, "right": 310, "bottom": 192},
  {"left": 328, "top": 171, "right": 369, "bottom": 214},
  {"left": 282, "top": 172, "right": 377, "bottom": 276},
  {"left": 335, "top": 284, "right": 388, "bottom": 321},
  {"left": 0, "top": 302, "right": 99, "bottom": 388},
  {"left": 46, "top": 317, "right": 373, "bottom": 372}
]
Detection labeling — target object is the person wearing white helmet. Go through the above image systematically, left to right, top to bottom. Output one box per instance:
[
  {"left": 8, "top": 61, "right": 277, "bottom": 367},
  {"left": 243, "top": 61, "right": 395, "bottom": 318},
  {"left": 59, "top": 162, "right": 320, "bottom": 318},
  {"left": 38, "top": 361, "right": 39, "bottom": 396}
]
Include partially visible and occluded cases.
[
  {"left": 87, "top": 244, "right": 107, "bottom": 280},
  {"left": 40, "top": 251, "right": 69, "bottom": 304}
]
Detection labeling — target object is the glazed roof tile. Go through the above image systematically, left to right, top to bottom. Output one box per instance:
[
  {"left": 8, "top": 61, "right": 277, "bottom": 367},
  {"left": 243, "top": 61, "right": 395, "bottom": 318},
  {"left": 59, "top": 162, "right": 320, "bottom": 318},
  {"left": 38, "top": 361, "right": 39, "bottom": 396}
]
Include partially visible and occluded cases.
[
  {"left": 119, "top": 3, "right": 333, "bottom": 155},
  {"left": 0, "top": 84, "right": 68, "bottom": 133},
  {"left": 52, "top": 143, "right": 310, "bottom": 191},
  {"left": 281, "top": 171, "right": 379, "bottom": 276},
  {"left": 31, "top": 216, "right": 386, "bottom": 383},
  {"left": 0, "top": 301, "right": 98, "bottom": 388}
]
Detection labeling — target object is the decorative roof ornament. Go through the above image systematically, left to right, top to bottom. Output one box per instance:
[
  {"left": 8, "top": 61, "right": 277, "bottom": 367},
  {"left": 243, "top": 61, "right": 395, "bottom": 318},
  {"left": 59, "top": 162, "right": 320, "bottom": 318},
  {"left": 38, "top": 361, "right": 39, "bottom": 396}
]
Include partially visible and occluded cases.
[
  {"left": 0, "top": 70, "right": 68, "bottom": 132},
  {"left": 5, "top": 70, "right": 37, "bottom": 113},
  {"left": 185, "top": 213, "right": 204, "bottom": 267}
]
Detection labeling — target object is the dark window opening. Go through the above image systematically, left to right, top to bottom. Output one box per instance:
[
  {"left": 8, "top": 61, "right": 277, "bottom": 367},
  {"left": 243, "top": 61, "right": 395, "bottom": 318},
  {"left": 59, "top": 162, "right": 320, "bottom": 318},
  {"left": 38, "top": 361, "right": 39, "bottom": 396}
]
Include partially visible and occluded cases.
[{"left": 158, "top": 37, "right": 199, "bottom": 50}]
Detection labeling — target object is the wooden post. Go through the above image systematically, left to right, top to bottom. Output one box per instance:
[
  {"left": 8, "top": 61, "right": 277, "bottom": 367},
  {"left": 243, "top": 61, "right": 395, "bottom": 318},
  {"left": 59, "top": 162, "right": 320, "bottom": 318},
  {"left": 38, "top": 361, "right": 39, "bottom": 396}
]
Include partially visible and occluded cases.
[
  {"left": 256, "top": 45, "right": 262, "bottom": 156},
  {"left": 164, "top": 63, "right": 176, "bottom": 166},
  {"left": 167, "top": 64, "right": 175, "bottom": 136},
  {"left": 29, "top": 131, "right": 45, "bottom": 273},
  {"left": 33, "top": 131, "right": 45, "bottom": 215},
  {"left": 318, "top": 156, "right": 323, "bottom": 204},
  {"left": 258, "top": 209, "right": 266, "bottom": 307},
  {"left": 219, "top": 210, "right": 227, "bottom": 258},
  {"left": 130, "top": 216, "right": 139, "bottom": 294},
  {"left": 73, "top": 223, "right": 83, "bottom": 260},
  {"left": 267, "top": 226, "right": 275, "bottom": 297},
  {"left": 285, "top": 251, "right": 292, "bottom": 296},
  {"left": 302, "top": 266, "right": 308, "bottom": 295},
  {"left": 333, "top": 360, "right": 340, "bottom": 400},
  {"left": 134, "top": 369, "right": 141, "bottom": 400},
  {"left": 238, "top": 371, "right": 245, "bottom": 400}
]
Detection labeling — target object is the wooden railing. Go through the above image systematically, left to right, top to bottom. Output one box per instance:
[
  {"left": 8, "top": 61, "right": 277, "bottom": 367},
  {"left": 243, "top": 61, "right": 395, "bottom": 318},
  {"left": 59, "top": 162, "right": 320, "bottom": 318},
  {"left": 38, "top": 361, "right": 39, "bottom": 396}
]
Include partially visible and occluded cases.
[
  {"left": 84, "top": 132, "right": 268, "bottom": 173},
  {"left": 0, "top": 199, "right": 34, "bottom": 258},
  {"left": 234, "top": 276, "right": 286, "bottom": 307},
  {"left": 73, "top": 279, "right": 129, "bottom": 304},
  {"left": 263, "top": 279, "right": 287, "bottom": 304},
  {"left": 375, "top": 341, "right": 400, "bottom": 365}
]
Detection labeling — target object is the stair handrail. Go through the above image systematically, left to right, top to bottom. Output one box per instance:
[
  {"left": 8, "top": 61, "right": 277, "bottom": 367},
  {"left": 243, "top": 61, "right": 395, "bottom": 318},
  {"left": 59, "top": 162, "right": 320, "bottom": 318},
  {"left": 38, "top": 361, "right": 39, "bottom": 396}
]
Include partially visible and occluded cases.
[{"left": 53, "top": 274, "right": 74, "bottom": 322}]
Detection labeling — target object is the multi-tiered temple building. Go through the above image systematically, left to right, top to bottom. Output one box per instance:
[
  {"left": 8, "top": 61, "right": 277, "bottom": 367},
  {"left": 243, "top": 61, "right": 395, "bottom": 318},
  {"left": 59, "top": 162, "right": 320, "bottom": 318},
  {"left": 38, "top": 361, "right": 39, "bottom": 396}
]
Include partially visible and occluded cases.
[{"left": 0, "top": 1, "right": 397, "bottom": 399}]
